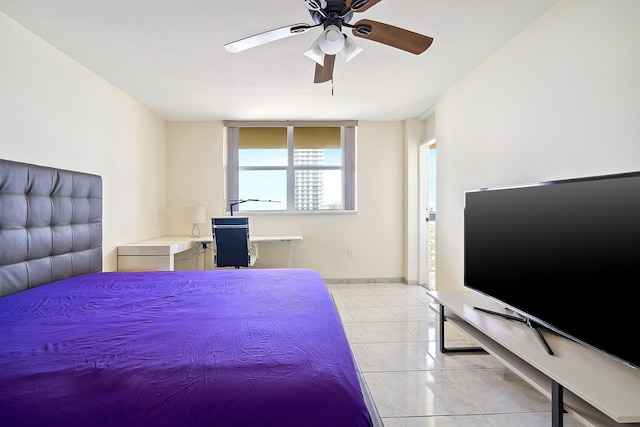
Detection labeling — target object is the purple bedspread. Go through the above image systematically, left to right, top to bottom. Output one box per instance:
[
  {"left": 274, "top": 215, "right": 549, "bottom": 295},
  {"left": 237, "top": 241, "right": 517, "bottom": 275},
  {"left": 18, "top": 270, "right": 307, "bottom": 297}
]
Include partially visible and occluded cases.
[{"left": 0, "top": 268, "right": 373, "bottom": 427}]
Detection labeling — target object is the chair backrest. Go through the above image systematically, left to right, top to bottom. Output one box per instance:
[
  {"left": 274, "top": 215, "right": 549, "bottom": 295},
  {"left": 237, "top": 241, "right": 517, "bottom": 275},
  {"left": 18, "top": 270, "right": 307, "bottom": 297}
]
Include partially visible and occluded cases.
[{"left": 212, "top": 217, "right": 251, "bottom": 268}]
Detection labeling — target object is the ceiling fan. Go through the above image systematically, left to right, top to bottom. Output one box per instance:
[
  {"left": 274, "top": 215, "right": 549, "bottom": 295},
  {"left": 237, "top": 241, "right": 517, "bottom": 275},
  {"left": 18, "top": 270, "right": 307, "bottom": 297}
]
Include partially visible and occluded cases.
[{"left": 224, "top": 0, "right": 434, "bottom": 84}]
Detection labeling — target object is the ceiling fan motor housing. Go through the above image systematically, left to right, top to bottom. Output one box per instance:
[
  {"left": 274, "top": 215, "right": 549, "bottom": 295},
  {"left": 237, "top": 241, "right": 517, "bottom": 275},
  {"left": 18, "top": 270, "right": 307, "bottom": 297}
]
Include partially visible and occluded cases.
[{"left": 309, "top": 0, "right": 355, "bottom": 26}]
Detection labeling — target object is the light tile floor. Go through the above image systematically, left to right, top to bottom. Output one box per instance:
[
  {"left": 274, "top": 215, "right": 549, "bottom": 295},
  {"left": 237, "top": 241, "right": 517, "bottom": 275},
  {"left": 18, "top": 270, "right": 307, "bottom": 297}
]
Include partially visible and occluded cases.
[{"left": 327, "top": 282, "right": 586, "bottom": 427}]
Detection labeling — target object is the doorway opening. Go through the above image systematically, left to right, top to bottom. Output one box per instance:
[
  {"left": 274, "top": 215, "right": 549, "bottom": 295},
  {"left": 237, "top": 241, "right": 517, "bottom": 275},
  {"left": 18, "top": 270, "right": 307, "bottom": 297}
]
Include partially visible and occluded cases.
[{"left": 419, "top": 138, "right": 436, "bottom": 289}]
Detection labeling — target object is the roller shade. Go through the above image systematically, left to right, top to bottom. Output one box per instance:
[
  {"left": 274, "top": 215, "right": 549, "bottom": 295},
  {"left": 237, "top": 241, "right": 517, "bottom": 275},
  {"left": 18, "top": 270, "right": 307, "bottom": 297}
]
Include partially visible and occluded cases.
[
  {"left": 238, "top": 127, "right": 341, "bottom": 149},
  {"left": 239, "top": 127, "right": 287, "bottom": 149},
  {"left": 293, "top": 127, "right": 341, "bottom": 149}
]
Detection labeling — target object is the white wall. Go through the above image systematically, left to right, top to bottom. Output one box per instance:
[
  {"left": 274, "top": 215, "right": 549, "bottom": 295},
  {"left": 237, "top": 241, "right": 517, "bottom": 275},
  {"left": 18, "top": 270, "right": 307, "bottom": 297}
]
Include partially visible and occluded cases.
[
  {"left": 435, "top": 0, "right": 640, "bottom": 291},
  {"left": 0, "top": 12, "right": 167, "bottom": 271},
  {"left": 165, "top": 121, "right": 408, "bottom": 281}
]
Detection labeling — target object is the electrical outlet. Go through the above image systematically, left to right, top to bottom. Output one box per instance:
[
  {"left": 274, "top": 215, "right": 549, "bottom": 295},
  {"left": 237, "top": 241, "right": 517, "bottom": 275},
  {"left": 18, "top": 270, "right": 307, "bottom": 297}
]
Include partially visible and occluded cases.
[{"left": 347, "top": 249, "right": 354, "bottom": 259}]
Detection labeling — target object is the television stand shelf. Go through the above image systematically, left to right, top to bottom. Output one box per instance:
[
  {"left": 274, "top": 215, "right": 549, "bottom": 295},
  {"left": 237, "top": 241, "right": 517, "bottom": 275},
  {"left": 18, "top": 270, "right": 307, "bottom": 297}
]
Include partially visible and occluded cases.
[{"left": 427, "top": 290, "right": 640, "bottom": 427}]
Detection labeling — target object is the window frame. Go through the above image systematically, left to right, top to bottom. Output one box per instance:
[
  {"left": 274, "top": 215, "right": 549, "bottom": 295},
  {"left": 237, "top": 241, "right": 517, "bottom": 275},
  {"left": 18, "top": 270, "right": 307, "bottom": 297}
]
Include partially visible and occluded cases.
[{"left": 224, "top": 121, "right": 357, "bottom": 214}]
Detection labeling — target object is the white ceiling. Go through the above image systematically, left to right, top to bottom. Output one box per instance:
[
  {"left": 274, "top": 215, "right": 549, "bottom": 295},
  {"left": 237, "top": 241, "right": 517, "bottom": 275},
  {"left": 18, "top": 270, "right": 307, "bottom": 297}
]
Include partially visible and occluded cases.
[{"left": 0, "top": 0, "right": 559, "bottom": 121}]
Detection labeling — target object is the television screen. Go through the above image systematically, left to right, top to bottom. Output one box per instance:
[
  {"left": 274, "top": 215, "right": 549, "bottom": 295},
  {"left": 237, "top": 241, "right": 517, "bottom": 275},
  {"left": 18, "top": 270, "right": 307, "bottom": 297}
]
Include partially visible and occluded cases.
[{"left": 464, "top": 171, "right": 640, "bottom": 369}]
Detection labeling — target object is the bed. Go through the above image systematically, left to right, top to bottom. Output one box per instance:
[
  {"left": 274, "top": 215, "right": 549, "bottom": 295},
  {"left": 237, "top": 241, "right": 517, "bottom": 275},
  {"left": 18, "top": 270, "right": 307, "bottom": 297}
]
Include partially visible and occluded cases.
[{"left": 0, "top": 159, "right": 379, "bottom": 427}]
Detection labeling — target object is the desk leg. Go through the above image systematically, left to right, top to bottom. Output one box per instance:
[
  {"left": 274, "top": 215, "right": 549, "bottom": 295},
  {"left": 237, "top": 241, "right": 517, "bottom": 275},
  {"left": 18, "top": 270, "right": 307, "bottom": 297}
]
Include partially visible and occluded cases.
[
  {"left": 287, "top": 240, "right": 293, "bottom": 267},
  {"left": 210, "top": 245, "right": 215, "bottom": 269}
]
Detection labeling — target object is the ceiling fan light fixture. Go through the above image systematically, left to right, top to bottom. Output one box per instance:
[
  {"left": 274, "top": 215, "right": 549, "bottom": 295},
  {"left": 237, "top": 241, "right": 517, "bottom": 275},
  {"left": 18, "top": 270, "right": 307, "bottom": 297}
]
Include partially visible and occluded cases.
[
  {"left": 318, "top": 24, "right": 345, "bottom": 55},
  {"left": 341, "top": 35, "right": 363, "bottom": 63},
  {"left": 304, "top": 39, "right": 325, "bottom": 65}
]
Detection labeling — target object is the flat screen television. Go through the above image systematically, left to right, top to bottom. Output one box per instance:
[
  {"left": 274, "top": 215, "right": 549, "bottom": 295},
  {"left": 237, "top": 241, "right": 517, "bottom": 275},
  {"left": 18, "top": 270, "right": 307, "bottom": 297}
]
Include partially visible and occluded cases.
[{"left": 464, "top": 171, "right": 639, "bottom": 369}]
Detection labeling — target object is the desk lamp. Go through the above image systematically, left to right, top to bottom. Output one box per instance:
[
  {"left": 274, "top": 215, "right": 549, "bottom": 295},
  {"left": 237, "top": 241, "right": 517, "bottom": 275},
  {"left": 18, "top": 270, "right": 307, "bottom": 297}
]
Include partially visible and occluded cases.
[
  {"left": 229, "top": 199, "right": 280, "bottom": 216},
  {"left": 185, "top": 206, "right": 206, "bottom": 237}
]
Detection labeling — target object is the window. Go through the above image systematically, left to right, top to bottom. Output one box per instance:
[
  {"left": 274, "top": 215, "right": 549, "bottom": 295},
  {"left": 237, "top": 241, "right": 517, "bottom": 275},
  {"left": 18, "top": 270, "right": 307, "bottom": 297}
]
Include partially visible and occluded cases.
[{"left": 225, "top": 121, "right": 356, "bottom": 213}]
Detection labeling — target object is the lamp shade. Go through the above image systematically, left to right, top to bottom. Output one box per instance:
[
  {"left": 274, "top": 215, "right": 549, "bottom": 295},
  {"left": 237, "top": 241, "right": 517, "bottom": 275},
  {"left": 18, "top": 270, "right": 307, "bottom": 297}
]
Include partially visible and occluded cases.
[
  {"left": 318, "top": 25, "right": 345, "bottom": 55},
  {"left": 341, "top": 35, "right": 363, "bottom": 63},
  {"left": 304, "top": 39, "right": 325, "bottom": 65},
  {"left": 185, "top": 206, "right": 206, "bottom": 224}
]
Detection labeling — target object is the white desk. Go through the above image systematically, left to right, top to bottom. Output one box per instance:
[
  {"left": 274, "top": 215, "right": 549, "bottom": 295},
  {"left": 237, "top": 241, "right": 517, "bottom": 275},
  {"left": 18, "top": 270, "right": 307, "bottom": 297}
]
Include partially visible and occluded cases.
[
  {"left": 117, "top": 235, "right": 303, "bottom": 271},
  {"left": 117, "top": 237, "right": 200, "bottom": 271}
]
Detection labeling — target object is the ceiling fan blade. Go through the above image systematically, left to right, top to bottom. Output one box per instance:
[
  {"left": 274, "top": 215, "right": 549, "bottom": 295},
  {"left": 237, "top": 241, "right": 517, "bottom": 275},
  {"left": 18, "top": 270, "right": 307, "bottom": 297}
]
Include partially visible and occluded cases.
[
  {"left": 301, "top": 0, "right": 327, "bottom": 11},
  {"left": 347, "top": 0, "right": 382, "bottom": 13},
  {"left": 352, "top": 19, "right": 433, "bottom": 55},
  {"left": 224, "top": 24, "right": 311, "bottom": 53},
  {"left": 314, "top": 54, "right": 336, "bottom": 83}
]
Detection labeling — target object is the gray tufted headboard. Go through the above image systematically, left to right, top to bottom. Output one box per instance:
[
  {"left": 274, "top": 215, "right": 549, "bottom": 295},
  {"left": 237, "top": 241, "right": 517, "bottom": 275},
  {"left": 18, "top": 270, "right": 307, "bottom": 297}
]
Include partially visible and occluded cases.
[{"left": 0, "top": 159, "right": 102, "bottom": 297}]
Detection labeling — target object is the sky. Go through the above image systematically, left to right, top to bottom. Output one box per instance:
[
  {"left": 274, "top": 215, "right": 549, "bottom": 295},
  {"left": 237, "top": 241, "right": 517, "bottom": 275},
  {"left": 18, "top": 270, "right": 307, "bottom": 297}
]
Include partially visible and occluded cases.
[{"left": 238, "top": 148, "right": 341, "bottom": 210}]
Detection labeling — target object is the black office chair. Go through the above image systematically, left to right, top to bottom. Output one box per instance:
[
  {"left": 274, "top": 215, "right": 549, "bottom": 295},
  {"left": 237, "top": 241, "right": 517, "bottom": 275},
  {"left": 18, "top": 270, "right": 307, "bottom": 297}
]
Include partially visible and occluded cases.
[{"left": 211, "top": 217, "right": 257, "bottom": 269}]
